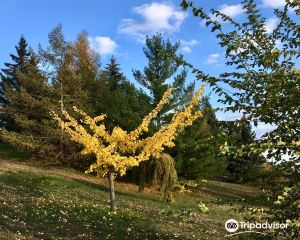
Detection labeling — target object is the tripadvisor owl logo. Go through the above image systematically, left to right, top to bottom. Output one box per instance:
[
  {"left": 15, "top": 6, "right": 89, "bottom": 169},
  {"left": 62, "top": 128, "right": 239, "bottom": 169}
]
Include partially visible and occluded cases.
[
  {"left": 225, "top": 219, "right": 239, "bottom": 233},
  {"left": 225, "top": 219, "right": 288, "bottom": 234}
]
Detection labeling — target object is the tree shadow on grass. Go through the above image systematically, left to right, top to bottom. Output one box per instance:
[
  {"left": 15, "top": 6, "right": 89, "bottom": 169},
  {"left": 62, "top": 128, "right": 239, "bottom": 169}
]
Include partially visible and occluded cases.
[
  {"left": 0, "top": 171, "right": 181, "bottom": 240},
  {"left": 0, "top": 171, "right": 46, "bottom": 197},
  {"left": 68, "top": 176, "right": 165, "bottom": 205}
]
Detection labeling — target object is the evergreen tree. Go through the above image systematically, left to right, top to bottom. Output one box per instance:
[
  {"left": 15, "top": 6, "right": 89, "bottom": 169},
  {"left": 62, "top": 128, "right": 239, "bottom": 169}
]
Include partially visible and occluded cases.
[
  {"left": 133, "top": 34, "right": 195, "bottom": 191},
  {"left": 133, "top": 34, "right": 194, "bottom": 127},
  {"left": 0, "top": 36, "right": 31, "bottom": 130},
  {"left": 1, "top": 53, "right": 61, "bottom": 158},
  {"left": 95, "top": 56, "right": 152, "bottom": 187},
  {"left": 105, "top": 56, "right": 125, "bottom": 91},
  {"left": 96, "top": 57, "right": 151, "bottom": 132},
  {"left": 173, "top": 96, "right": 225, "bottom": 179},
  {"left": 221, "top": 120, "right": 264, "bottom": 182}
]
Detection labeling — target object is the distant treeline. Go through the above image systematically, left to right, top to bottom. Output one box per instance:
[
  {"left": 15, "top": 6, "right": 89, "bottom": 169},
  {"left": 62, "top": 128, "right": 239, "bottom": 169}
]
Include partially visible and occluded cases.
[{"left": 0, "top": 25, "right": 264, "bottom": 184}]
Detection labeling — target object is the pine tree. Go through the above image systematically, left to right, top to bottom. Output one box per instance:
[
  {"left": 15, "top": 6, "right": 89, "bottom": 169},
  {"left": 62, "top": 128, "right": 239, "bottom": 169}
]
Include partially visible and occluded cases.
[
  {"left": 133, "top": 34, "right": 194, "bottom": 190},
  {"left": 133, "top": 34, "right": 194, "bottom": 127},
  {"left": 0, "top": 36, "right": 31, "bottom": 130},
  {"left": 1, "top": 53, "right": 61, "bottom": 158},
  {"left": 94, "top": 55, "right": 151, "bottom": 132},
  {"left": 94, "top": 56, "right": 152, "bottom": 186},
  {"left": 105, "top": 56, "right": 125, "bottom": 91},
  {"left": 96, "top": 80, "right": 151, "bottom": 132},
  {"left": 173, "top": 96, "right": 225, "bottom": 179},
  {"left": 221, "top": 120, "right": 264, "bottom": 182}
]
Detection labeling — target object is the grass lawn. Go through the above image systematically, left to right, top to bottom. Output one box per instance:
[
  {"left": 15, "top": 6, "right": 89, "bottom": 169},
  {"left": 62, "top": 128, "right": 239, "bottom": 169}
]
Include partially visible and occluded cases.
[{"left": 0, "top": 144, "right": 272, "bottom": 240}]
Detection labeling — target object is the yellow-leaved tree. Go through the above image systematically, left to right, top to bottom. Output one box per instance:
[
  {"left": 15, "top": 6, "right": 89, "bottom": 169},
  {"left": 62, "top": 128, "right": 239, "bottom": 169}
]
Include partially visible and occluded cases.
[{"left": 51, "top": 86, "right": 205, "bottom": 212}]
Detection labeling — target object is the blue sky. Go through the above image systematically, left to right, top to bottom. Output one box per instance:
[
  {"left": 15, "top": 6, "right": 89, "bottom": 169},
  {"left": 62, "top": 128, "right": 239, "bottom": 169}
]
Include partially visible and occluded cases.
[{"left": 0, "top": 0, "right": 291, "bottom": 137}]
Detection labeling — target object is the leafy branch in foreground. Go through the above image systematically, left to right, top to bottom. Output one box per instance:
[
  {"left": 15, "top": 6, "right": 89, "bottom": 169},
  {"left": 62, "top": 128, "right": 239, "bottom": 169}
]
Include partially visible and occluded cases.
[
  {"left": 180, "top": 0, "right": 299, "bottom": 238},
  {"left": 180, "top": 0, "right": 299, "bottom": 157},
  {"left": 51, "top": 86, "right": 205, "bottom": 212}
]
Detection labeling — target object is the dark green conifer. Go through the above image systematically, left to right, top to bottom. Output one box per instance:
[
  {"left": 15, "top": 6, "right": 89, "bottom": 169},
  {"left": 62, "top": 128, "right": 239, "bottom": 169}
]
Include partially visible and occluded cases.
[
  {"left": 133, "top": 34, "right": 194, "bottom": 127},
  {"left": 0, "top": 36, "right": 31, "bottom": 129},
  {"left": 1, "top": 52, "right": 60, "bottom": 159},
  {"left": 105, "top": 56, "right": 125, "bottom": 91}
]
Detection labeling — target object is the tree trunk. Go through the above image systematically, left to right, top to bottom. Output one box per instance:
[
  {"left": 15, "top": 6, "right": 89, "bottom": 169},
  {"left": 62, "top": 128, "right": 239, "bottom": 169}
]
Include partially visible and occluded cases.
[
  {"left": 59, "top": 79, "right": 64, "bottom": 161},
  {"left": 138, "top": 162, "right": 146, "bottom": 192},
  {"left": 108, "top": 171, "right": 116, "bottom": 213}
]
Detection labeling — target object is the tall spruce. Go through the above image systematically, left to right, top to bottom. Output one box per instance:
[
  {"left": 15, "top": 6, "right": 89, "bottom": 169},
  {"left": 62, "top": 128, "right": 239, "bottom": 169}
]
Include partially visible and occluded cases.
[
  {"left": 133, "top": 34, "right": 195, "bottom": 191},
  {"left": 133, "top": 34, "right": 194, "bottom": 127},
  {"left": 0, "top": 36, "right": 31, "bottom": 130},
  {"left": 1, "top": 52, "right": 61, "bottom": 158},
  {"left": 96, "top": 56, "right": 151, "bottom": 132},
  {"left": 105, "top": 56, "right": 125, "bottom": 91},
  {"left": 173, "top": 96, "right": 225, "bottom": 179},
  {"left": 221, "top": 120, "right": 264, "bottom": 182}
]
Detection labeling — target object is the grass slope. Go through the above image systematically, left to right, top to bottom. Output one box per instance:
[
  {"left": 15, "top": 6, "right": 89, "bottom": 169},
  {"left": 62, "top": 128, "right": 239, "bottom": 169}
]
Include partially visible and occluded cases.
[{"left": 0, "top": 144, "right": 270, "bottom": 240}]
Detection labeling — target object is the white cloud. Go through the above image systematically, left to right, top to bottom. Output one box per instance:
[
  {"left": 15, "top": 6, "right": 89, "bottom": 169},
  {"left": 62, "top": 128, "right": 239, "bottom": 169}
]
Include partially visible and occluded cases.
[
  {"left": 262, "top": 0, "right": 286, "bottom": 8},
  {"left": 119, "top": 2, "right": 187, "bottom": 42},
  {"left": 202, "top": 4, "right": 244, "bottom": 26},
  {"left": 219, "top": 4, "right": 244, "bottom": 17},
  {"left": 265, "top": 17, "right": 278, "bottom": 33},
  {"left": 88, "top": 36, "right": 117, "bottom": 55},
  {"left": 181, "top": 39, "right": 200, "bottom": 53},
  {"left": 181, "top": 39, "right": 200, "bottom": 46},
  {"left": 182, "top": 46, "right": 191, "bottom": 53},
  {"left": 204, "top": 53, "right": 220, "bottom": 64}
]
